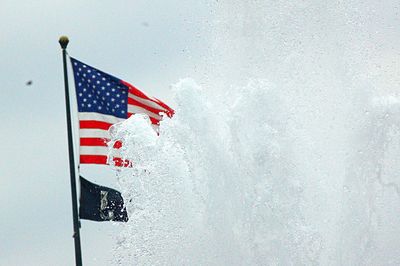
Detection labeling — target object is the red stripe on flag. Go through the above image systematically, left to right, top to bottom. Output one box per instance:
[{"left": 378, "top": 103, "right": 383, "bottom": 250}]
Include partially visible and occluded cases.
[
  {"left": 149, "top": 117, "right": 160, "bottom": 125},
  {"left": 79, "top": 120, "right": 113, "bottom": 130},
  {"left": 80, "top": 138, "right": 109, "bottom": 147},
  {"left": 80, "top": 138, "right": 122, "bottom": 149},
  {"left": 80, "top": 155, "right": 108, "bottom": 165},
  {"left": 80, "top": 155, "right": 131, "bottom": 167}
]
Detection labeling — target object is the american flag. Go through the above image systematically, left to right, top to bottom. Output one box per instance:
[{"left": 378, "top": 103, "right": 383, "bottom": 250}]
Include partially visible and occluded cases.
[{"left": 70, "top": 57, "right": 174, "bottom": 166}]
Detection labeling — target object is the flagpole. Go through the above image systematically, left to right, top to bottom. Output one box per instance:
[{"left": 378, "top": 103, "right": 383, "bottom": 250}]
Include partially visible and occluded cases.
[{"left": 59, "top": 36, "right": 83, "bottom": 266}]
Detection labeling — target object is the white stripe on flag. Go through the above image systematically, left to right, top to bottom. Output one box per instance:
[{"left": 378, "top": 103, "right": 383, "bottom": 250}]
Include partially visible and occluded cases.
[
  {"left": 78, "top": 112, "right": 125, "bottom": 124},
  {"left": 79, "top": 128, "right": 111, "bottom": 139},
  {"left": 80, "top": 146, "right": 109, "bottom": 156},
  {"left": 80, "top": 146, "right": 123, "bottom": 157}
]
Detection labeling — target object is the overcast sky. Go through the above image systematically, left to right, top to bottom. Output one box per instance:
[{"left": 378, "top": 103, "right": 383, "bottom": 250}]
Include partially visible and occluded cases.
[
  {"left": 2, "top": 0, "right": 400, "bottom": 265},
  {"left": 0, "top": 1, "right": 213, "bottom": 265}
]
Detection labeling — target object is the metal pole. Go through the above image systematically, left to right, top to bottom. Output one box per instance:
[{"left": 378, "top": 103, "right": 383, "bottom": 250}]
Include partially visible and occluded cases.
[{"left": 59, "top": 36, "right": 83, "bottom": 266}]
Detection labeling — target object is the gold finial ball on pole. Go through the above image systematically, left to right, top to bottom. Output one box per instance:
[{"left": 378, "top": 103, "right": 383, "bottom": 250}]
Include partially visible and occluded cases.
[{"left": 59, "top": 36, "right": 69, "bottom": 49}]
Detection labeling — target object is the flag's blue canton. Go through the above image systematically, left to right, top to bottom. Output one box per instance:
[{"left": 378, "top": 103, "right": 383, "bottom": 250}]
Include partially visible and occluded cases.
[{"left": 71, "top": 58, "right": 129, "bottom": 119}]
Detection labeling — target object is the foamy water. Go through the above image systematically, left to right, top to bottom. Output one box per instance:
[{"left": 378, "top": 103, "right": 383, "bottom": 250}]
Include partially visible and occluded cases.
[{"left": 109, "top": 1, "right": 400, "bottom": 265}]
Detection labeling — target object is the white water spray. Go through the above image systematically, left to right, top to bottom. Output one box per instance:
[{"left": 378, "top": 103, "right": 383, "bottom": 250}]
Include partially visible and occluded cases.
[{"left": 111, "top": 1, "right": 400, "bottom": 265}]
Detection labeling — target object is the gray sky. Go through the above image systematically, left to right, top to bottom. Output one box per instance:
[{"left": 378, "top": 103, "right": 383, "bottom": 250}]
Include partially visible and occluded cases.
[
  {"left": 2, "top": 0, "right": 400, "bottom": 265},
  {"left": 0, "top": 1, "right": 211, "bottom": 265}
]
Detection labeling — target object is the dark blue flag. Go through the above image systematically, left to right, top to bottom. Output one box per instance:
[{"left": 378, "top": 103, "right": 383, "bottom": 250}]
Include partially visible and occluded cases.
[{"left": 79, "top": 176, "right": 128, "bottom": 222}]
